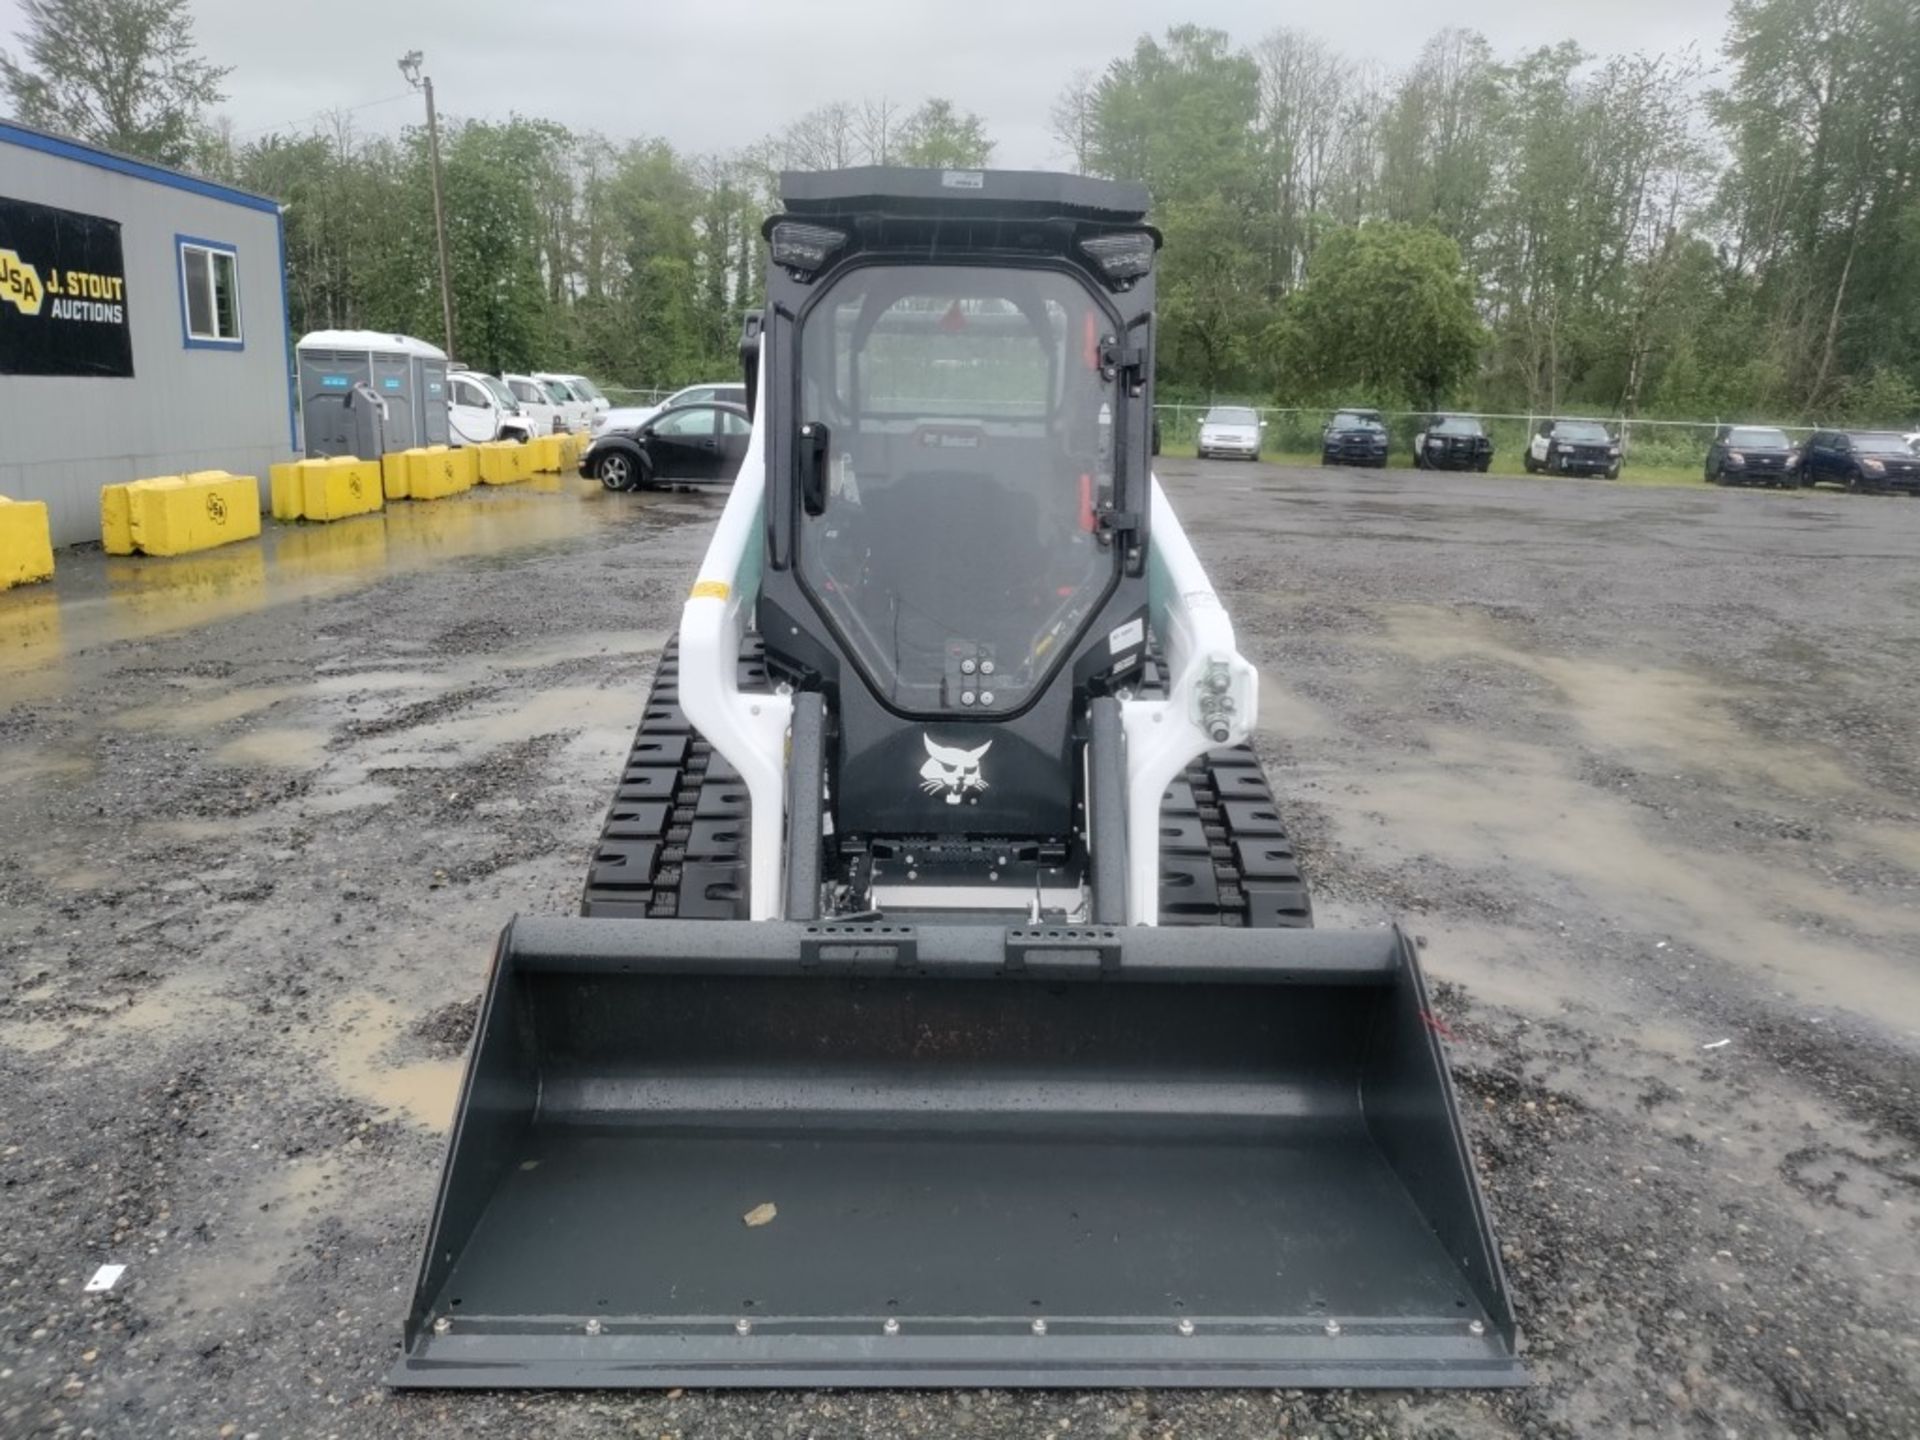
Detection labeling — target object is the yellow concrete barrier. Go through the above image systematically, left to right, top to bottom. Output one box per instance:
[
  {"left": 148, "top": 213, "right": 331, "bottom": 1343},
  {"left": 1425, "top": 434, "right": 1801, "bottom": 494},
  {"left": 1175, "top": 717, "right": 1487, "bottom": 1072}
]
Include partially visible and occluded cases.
[
  {"left": 527, "top": 435, "right": 566, "bottom": 474},
  {"left": 476, "top": 440, "right": 532, "bottom": 486},
  {"left": 408, "top": 445, "right": 477, "bottom": 500},
  {"left": 381, "top": 450, "right": 414, "bottom": 500},
  {"left": 300, "top": 457, "right": 383, "bottom": 522},
  {"left": 269, "top": 461, "right": 305, "bottom": 521},
  {"left": 101, "top": 472, "right": 262, "bottom": 557},
  {"left": 0, "top": 497, "right": 56, "bottom": 589}
]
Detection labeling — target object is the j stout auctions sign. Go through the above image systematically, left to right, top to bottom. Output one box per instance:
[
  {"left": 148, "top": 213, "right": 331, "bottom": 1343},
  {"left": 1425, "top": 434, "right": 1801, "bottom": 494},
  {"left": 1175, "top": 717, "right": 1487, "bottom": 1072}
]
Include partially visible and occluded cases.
[{"left": 0, "top": 194, "right": 135, "bottom": 377}]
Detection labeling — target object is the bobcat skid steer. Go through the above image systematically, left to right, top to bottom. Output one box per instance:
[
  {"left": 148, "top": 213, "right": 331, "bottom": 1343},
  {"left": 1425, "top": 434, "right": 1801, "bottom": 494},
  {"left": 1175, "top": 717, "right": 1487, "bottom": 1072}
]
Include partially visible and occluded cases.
[{"left": 392, "top": 168, "right": 1523, "bottom": 1390}]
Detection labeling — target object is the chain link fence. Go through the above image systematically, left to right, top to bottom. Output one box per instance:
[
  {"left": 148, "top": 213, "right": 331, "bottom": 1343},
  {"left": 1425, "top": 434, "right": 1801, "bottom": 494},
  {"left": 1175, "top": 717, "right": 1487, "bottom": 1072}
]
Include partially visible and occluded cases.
[
  {"left": 597, "top": 386, "right": 1838, "bottom": 471},
  {"left": 602, "top": 386, "right": 679, "bottom": 409},
  {"left": 1149, "top": 405, "right": 1832, "bottom": 470}
]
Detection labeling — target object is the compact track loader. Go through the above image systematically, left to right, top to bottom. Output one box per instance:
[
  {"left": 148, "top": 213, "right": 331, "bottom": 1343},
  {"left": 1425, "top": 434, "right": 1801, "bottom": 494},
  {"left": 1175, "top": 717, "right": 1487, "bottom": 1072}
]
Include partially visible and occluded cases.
[{"left": 393, "top": 168, "right": 1522, "bottom": 1389}]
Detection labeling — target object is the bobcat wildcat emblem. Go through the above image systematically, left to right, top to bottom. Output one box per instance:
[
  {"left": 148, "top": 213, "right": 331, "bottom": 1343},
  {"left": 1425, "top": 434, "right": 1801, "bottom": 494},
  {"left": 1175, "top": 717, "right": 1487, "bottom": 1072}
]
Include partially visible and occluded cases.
[{"left": 919, "top": 734, "right": 992, "bottom": 805}]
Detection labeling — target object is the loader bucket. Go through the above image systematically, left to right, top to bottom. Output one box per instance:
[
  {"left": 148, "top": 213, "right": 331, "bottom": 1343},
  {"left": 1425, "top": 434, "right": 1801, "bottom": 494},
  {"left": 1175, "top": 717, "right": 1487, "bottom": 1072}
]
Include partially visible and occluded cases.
[{"left": 392, "top": 919, "right": 1523, "bottom": 1388}]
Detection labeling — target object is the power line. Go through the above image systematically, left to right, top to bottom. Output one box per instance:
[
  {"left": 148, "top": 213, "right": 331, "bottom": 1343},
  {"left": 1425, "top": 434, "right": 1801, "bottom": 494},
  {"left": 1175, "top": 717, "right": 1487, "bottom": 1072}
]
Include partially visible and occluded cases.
[{"left": 227, "top": 90, "right": 414, "bottom": 143}]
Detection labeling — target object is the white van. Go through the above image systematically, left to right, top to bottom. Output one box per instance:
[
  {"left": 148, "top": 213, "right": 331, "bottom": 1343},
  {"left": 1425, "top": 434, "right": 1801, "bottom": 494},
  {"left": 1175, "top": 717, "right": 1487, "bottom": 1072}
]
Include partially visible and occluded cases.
[
  {"left": 447, "top": 369, "right": 532, "bottom": 446},
  {"left": 536, "top": 372, "right": 610, "bottom": 426},
  {"left": 500, "top": 373, "right": 566, "bottom": 437}
]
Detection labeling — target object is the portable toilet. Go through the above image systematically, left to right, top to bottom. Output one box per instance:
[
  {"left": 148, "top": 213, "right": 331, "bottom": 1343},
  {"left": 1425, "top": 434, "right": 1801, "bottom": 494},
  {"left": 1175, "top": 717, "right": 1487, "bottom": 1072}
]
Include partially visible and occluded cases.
[{"left": 296, "top": 330, "right": 449, "bottom": 458}]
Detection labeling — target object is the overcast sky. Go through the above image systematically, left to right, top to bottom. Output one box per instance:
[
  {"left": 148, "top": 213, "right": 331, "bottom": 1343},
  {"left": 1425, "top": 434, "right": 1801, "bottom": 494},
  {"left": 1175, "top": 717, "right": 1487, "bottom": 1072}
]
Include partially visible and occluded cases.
[{"left": 2, "top": 0, "right": 1736, "bottom": 166}]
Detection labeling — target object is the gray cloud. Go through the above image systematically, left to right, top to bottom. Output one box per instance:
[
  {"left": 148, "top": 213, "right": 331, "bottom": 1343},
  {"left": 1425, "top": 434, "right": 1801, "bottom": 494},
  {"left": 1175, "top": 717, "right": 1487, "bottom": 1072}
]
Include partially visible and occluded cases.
[{"left": 1, "top": 0, "right": 1734, "bottom": 165}]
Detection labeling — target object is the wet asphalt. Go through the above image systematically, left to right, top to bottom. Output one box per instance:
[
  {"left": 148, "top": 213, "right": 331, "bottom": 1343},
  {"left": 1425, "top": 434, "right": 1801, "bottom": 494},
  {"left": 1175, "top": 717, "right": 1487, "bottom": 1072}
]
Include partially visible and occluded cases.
[{"left": 1, "top": 462, "right": 1916, "bottom": 1437}]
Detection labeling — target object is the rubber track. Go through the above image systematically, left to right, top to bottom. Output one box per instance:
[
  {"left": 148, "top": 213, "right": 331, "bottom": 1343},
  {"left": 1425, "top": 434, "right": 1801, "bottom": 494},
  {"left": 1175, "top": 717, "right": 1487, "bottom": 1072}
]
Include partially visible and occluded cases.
[
  {"left": 580, "top": 636, "right": 762, "bottom": 919},
  {"left": 581, "top": 646, "right": 1312, "bottom": 928},
  {"left": 1142, "top": 656, "right": 1314, "bottom": 929}
]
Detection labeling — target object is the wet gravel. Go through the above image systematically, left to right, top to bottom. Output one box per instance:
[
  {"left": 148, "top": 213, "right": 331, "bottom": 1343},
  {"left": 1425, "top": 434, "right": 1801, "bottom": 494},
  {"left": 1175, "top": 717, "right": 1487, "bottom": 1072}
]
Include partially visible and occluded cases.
[{"left": 1, "top": 467, "right": 1917, "bottom": 1437}]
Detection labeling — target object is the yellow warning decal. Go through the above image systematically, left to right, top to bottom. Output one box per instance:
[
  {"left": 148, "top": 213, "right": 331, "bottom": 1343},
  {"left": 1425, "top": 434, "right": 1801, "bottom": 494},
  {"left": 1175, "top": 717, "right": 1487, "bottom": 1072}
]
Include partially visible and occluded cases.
[{"left": 690, "top": 579, "right": 730, "bottom": 600}]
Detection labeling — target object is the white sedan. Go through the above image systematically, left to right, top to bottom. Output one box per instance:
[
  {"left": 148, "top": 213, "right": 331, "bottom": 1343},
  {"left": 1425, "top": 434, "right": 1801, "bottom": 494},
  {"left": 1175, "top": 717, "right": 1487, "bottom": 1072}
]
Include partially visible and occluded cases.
[
  {"left": 593, "top": 381, "right": 747, "bottom": 437},
  {"left": 1197, "top": 405, "right": 1264, "bottom": 460}
]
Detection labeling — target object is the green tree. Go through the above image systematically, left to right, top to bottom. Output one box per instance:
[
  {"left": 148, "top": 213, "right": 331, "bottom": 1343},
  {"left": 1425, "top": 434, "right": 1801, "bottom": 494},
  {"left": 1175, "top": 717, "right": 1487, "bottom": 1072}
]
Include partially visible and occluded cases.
[
  {"left": 0, "top": 0, "right": 227, "bottom": 166},
  {"left": 895, "top": 98, "right": 994, "bottom": 169},
  {"left": 1269, "top": 222, "right": 1484, "bottom": 408}
]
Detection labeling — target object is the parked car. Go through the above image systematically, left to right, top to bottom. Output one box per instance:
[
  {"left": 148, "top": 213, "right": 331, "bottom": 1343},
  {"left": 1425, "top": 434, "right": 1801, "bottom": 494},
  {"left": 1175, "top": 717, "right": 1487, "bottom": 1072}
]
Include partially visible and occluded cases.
[
  {"left": 447, "top": 368, "right": 533, "bottom": 446},
  {"left": 536, "top": 371, "right": 611, "bottom": 421},
  {"left": 500, "top": 373, "right": 567, "bottom": 436},
  {"left": 530, "top": 375, "right": 592, "bottom": 435},
  {"left": 594, "top": 381, "right": 747, "bottom": 438},
  {"left": 586, "top": 400, "right": 753, "bottom": 492},
  {"left": 1196, "top": 405, "right": 1263, "bottom": 460},
  {"left": 1321, "top": 409, "right": 1389, "bottom": 468},
  {"left": 1413, "top": 414, "right": 1493, "bottom": 472},
  {"left": 1523, "top": 419, "right": 1621, "bottom": 478},
  {"left": 1705, "top": 425, "right": 1801, "bottom": 487},
  {"left": 1800, "top": 429, "right": 1920, "bottom": 494}
]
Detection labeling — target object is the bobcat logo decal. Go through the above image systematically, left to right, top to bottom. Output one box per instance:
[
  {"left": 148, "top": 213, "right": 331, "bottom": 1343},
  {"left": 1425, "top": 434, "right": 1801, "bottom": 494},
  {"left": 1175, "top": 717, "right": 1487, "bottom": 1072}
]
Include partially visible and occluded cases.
[{"left": 919, "top": 734, "right": 991, "bottom": 805}]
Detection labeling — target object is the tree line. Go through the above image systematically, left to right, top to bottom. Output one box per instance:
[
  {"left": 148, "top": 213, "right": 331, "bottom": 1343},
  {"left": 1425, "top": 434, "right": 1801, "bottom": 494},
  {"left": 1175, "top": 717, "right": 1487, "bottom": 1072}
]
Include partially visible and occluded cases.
[{"left": 5, "top": 0, "right": 1917, "bottom": 422}]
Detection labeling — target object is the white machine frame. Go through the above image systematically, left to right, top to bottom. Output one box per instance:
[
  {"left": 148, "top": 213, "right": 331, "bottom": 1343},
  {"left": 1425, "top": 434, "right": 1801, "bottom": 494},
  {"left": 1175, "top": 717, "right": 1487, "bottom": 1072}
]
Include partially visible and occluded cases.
[{"left": 678, "top": 366, "right": 1258, "bottom": 924}]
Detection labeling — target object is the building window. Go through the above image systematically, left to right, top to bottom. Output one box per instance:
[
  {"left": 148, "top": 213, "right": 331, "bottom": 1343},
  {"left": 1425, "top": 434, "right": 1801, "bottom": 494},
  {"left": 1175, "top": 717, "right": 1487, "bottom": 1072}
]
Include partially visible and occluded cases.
[{"left": 177, "top": 236, "right": 242, "bottom": 347}]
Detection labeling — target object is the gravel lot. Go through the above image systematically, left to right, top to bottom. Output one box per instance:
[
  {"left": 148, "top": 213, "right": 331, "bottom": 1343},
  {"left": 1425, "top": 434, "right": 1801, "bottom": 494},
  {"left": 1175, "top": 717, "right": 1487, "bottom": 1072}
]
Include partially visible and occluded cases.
[{"left": 2, "top": 463, "right": 1916, "bottom": 1438}]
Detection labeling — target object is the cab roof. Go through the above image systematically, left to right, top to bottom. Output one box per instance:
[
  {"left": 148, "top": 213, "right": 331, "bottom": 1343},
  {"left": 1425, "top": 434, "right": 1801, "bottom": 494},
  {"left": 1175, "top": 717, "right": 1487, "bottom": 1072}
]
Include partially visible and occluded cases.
[{"left": 779, "top": 166, "right": 1150, "bottom": 223}]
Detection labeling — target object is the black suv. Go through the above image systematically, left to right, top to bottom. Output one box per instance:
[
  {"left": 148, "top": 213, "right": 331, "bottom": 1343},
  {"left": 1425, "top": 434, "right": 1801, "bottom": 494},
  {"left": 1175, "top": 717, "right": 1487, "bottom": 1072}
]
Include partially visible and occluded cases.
[
  {"left": 1321, "top": 409, "right": 1389, "bottom": 467},
  {"left": 1413, "top": 414, "right": 1493, "bottom": 471},
  {"left": 1523, "top": 419, "right": 1620, "bottom": 478},
  {"left": 1705, "top": 425, "right": 1801, "bottom": 487},
  {"left": 1800, "top": 430, "right": 1920, "bottom": 494}
]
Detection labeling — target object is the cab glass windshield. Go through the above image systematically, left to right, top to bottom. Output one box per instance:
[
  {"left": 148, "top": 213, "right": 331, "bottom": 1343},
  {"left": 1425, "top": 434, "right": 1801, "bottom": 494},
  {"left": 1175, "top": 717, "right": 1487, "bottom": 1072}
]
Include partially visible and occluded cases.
[
  {"left": 797, "top": 264, "right": 1121, "bottom": 714},
  {"left": 1206, "top": 407, "right": 1257, "bottom": 426},
  {"left": 1331, "top": 411, "right": 1384, "bottom": 430},
  {"left": 1433, "top": 416, "right": 1484, "bottom": 436},
  {"left": 1727, "top": 427, "right": 1790, "bottom": 448},
  {"left": 1851, "top": 433, "right": 1912, "bottom": 454}
]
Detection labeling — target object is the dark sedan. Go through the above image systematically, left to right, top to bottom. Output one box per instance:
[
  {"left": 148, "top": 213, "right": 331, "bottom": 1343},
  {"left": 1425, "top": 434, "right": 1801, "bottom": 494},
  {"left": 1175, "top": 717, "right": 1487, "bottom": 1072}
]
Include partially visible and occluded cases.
[
  {"left": 586, "top": 400, "right": 752, "bottom": 491},
  {"left": 1321, "top": 409, "right": 1389, "bottom": 467},
  {"left": 1414, "top": 415, "right": 1493, "bottom": 471},
  {"left": 1705, "top": 426, "right": 1800, "bottom": 487},
  {"left": 1800, "top": 429, "right": 1920, "bottom": 494}
]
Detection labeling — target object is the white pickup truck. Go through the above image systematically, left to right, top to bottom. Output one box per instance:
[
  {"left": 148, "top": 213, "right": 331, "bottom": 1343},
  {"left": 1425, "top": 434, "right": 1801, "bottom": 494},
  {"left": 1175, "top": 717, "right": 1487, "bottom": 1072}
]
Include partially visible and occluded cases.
[
  {"left": 535, "top": 372, "right": 607, "bottom": 432},
  {"left": 499, "top": 373, "right": 569, "bottom": 437}
]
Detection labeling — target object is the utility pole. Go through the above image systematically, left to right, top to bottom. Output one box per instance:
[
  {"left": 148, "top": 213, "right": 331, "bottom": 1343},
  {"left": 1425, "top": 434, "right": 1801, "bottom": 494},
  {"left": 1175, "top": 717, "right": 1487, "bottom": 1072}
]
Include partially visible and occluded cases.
[{"left": 399, "top": 51, "right": 456, "bottom": 357}]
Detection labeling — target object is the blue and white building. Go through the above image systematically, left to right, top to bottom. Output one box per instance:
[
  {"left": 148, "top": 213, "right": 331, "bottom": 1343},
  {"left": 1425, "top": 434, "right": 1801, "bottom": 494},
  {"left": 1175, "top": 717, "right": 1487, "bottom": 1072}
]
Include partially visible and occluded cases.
[{"left": 0, "top": 119, "right": 295, "bottom": 545}]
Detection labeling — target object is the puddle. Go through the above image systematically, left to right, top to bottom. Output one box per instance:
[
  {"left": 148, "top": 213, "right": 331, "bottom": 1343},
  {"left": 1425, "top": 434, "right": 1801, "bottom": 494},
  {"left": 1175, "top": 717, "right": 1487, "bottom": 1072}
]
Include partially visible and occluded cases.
[
  {"left": 1, "top": 485, "right": 669, "bottom": 677},
  {"left": 0, "top": 588, "right": 66, "bottom": 701},
  {"left": 1372, "top": 605, "right": 1863, "bottom": 799},
  {"left": 1257, "top": 672, "right": 1331, "bottom": 741},
  {"left": 116, "top": 682, "right": 306, "bottom": 731},
  {"left": 434, "top": 684, "right": 638, "bottom": 752},
  {"left": 214, "top": 727, "right": 330, "bottom": 769},
  {"left": 1325, "top": 727, "right": 1920, "bottom": 1029},
  {"left": 0, "top": 745, "right": 95, "bottom": 791},
  {"left": 1841, "top": 820, "right": 1920, "bottom": 878},
  {"left": 24, "top": 850, "right": 113, "bottom": 892},
  {"left": 0, "top": 966, "right": 238, "bottom": 1057},
  {"left": 324, "top": 996, "right": 462, "bottom": 1130},
  {"left": 156, "top": 1155, "right": 346, "bottom": 1317}
]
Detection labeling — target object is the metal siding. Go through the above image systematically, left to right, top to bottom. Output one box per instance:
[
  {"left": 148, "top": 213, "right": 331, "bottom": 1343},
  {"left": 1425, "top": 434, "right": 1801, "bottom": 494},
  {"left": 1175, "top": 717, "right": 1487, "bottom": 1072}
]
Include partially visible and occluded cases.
[{"left": 1, "top": 139, "right": 293, "bottom": 544}]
